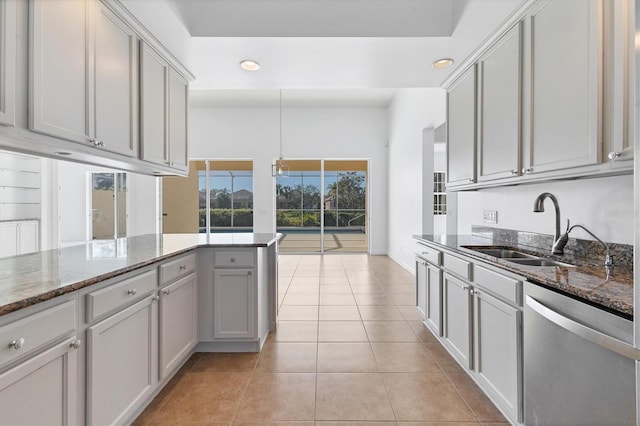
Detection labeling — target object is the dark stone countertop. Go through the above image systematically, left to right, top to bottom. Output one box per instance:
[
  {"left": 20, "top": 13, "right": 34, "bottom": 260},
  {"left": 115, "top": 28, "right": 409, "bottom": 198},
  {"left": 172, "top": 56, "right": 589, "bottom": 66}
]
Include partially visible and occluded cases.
[
  {"left": 0, "top": 233, "right": 281, "bottom": 317},
  {"left": 413, "top": 233, "right": 633, "bottom": 318}
]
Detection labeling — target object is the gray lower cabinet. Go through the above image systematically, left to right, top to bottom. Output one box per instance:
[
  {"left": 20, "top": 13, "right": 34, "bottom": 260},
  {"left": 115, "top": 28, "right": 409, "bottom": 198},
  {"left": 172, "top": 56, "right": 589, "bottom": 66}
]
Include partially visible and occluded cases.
[
  {"left": 416, "top": 255, "right": 442, "bottom": 336},
  {"left": 415, "top": 257, "right": 428, "bottom": 320},
  {"left": 213, "top": 268, "right": 256, "bottom": 340},
  {"left": 159, "top": 272, "right": 197, "bottom": 380},
  {"left": 442, "top": 272, "right": 473, "bottom": 369},
  {"left": 473, "top": 287, "right": 522, "bottom": 423},
  {"left": 86, "top": 294, "right": 158, "bottom": 426},
  {"left": 0, "top": 336, "right": 79, "bottom": 425}
]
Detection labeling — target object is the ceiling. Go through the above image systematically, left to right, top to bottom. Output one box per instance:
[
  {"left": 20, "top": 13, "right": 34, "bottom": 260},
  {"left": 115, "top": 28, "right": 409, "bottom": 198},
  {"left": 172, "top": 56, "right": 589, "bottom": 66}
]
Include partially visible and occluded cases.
[{"left": 124, "top": 0, "right": 526, "bottom": 107}]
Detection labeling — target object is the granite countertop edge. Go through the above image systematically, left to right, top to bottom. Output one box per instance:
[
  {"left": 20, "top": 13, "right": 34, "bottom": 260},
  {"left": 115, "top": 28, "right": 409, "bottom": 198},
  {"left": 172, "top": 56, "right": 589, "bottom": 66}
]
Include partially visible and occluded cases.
[
  {"left": 0, "top": 233, "right": 282, "bottom": 318},
  {"left": 413, "top": 234, "right": 633, "bottom": 318}
]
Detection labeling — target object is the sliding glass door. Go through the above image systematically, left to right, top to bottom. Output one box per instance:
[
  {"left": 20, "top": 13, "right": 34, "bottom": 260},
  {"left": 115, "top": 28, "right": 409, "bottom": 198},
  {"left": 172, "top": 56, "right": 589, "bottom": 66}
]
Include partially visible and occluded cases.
[{"left": 276, "top": 159, "right": 368, "bottom": 253}]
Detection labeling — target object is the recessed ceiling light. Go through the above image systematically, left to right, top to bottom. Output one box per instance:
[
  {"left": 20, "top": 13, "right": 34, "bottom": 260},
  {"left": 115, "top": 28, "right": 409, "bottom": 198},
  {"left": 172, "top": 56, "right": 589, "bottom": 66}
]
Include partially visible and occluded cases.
[
  {"left": 433, "top": 58, "right": 454, "bottom": 69},
  {"left": 240, "top": 59, "right": 260, "bottom": 71}
]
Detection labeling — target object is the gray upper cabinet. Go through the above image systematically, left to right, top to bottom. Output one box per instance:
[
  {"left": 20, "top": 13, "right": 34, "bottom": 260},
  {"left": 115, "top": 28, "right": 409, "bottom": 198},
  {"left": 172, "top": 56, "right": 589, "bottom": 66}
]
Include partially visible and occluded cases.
[
  {"left": 0, "top": 0, "right": 16, "bottom": 127},
  {"left": 29, "top": 0, "right": 91, "bottom": 144},
  {"left": 30, "top": 0, "right": 139, "bottom": 157},
  {"left": 523, "top": 0, "right": 602, "bottom": 175},
  {"left": 93, "top": 2, "right": 138, "bottom": 157},
  {"left": 477, "top": 23, "right": 522, "bottom": 182},
  {"left": 140, "top": 42, "right": 169, "bottom": 167},
  {"left": 446, "top": 65, "right": 477, "bottom": 187},
  {"left": 168, "top": 68, "right": 189, "bottom": 172}
]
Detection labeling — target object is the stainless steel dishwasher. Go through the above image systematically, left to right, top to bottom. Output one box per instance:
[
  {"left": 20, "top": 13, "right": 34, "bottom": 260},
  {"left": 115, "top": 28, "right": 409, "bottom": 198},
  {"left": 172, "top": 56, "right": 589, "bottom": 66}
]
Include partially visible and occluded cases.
[{"left": 524, "top": 282, "right": 637, "bottom": 425}]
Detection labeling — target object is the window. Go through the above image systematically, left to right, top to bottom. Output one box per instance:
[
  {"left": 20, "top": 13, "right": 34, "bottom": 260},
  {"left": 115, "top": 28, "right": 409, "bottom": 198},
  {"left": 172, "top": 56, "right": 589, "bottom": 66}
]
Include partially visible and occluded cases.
[
  {"left": 200, "top": 161, "right": 253, "bottom": 232},
  {"left": 91, "top": 172, "right": 127, "bottom": 239},
  {"left": 434, "top": 172, "right": 446, "bottom": 215}
]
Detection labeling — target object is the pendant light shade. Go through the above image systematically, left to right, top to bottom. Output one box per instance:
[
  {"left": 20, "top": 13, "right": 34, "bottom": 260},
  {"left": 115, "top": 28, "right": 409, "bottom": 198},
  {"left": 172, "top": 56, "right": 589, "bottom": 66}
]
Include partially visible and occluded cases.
[{"left": 272, "top": 89, "right": 289, "bottom": 177}]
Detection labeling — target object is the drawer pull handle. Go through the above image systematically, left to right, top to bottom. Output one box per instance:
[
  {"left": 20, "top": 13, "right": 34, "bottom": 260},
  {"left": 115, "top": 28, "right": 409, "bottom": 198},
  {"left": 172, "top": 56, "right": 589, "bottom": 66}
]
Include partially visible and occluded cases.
[
  {"left": 179, "top": 265, "right": 187, "bottom": 271},
  {"left": 127, "top": 289, "right": 137, "bottom": 295},
  {"left": 9, "top": 338, "right": 25, "bottom": 350},
  {"left": 69, "top": 340, "right": 82, "bottom": 350}
]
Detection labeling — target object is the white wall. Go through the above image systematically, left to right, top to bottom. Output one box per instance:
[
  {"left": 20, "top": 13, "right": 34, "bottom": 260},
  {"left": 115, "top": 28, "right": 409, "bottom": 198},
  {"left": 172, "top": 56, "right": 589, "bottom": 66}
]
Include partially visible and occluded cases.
[
  {"left": 387, "top": 89, "right": 446, "bottom": 270},
  {"left": 189, "top": 106, "right": 389, "bottom": 254},
  {"left": 57, "top": 161, "right": 159, "bottom": 246},
  {"left": 457, "top": 174, "right": 634, "bottom": 245}
]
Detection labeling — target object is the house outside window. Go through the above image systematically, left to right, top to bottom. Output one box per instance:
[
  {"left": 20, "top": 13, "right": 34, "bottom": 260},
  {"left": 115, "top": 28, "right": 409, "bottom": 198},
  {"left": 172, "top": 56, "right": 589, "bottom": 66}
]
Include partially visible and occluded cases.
[{"left": 434, "top": 172, "right": 446, "bottom": 215}]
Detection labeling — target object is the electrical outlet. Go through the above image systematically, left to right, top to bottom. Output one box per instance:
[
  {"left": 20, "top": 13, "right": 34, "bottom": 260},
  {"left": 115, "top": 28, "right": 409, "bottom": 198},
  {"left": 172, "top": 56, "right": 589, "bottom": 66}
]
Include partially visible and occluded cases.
[{"left": 483, "top": 210, "right": 498, "bottom": 224}]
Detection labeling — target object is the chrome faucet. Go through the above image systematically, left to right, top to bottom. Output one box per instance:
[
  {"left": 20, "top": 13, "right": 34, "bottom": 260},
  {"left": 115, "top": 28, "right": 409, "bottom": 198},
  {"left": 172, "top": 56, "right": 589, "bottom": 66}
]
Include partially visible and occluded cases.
[
  {"left": 532, "top": 192, "right": 564, "bottom": 254},
  {"left": 553, "top": 220, "right": 614, "bottom": 277}
]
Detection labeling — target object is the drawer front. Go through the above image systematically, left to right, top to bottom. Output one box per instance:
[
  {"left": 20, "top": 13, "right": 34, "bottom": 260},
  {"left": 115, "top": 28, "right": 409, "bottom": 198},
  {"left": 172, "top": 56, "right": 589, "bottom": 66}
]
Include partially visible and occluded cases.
[
  {"left": 415, "top": 243, "right": 441, "bottom": 266},
  {"left": 214, "top": 251, "right": 254, "bottom": 268},
  {"left": 443, "top": 252, "right": 472, "bottom": 280},
  {"left": 159, "top": 253, "right": 196, "bottom": 285},
  {"left": 474, "top": 265, "right": 522, "bottom": 306},
  {"left": 86, "top": 270, "right": 158, "bottom": 322},
  {"left": 0, "top": 300, "right": 76, "bottom": 368}
]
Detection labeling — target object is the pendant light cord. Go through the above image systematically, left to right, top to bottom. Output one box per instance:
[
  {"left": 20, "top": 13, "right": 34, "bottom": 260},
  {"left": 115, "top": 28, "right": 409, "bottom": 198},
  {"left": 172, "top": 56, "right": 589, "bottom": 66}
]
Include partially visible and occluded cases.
[{"left": 279, "top": 89, "right": 283, "bottom": 160}]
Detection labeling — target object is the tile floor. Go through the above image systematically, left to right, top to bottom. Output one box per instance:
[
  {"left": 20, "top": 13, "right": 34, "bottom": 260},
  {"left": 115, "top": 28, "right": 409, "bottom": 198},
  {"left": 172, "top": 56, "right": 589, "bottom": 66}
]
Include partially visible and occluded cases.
[{"left": 134, "top": 254, "right": 508, "bottom": 425}]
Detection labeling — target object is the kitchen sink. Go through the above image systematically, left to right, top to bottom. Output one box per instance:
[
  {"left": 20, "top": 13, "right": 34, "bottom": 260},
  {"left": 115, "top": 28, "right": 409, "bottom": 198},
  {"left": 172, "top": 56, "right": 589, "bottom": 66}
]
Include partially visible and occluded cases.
[
  {"left": 461, "top": 245, "right": 575, "bottom": 268},
  {"left": 461, "top": 246, "right": 537, "bottom": 259},
  {"left": 507, "top": 258, "right": 575, "bottom": 268}
]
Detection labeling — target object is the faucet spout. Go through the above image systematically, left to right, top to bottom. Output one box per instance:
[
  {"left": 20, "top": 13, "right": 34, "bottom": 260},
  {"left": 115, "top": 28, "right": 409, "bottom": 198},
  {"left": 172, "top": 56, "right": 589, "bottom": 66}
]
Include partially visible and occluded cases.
[{"left": 533, "top": 192, "right": 562, "bottom": 253}]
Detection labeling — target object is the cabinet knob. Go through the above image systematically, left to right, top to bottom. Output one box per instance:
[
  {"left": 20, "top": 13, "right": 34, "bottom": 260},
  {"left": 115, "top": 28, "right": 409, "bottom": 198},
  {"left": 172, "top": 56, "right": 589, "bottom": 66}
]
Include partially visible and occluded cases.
[
  {"left": 90, "top": 138, "right": 105, "bottom": 147},
  {"left": 608, "top": 151, "right": 621, "bottom": 160},
  {"left": 170, "top": 162, "right": 175, "bottom": 167},
  {"left": 522, "top": 168, "right": 532, "bottom": 175},
  {"left": 510, "top": 170, "right": 518, "bottom": 176},
  {"left": 468, "top": 178, "right": 475, "bottom": 183},
  {"left": 230, "top": 258, "right": 236, "bottom": 263},
  {"left": 179, "top": 265, "right": 187, "bottom": 271},
  {"left": 247, "top": 271, "right": 252, "bottom": 276},
  {"left": 462, "top": 285, "right": 470, "bottom": 291},
  {"left": 127, "top": 289, "right": 137, "bottom": 295},
  {"left": 162, "top": 289, "right": 170, "bottom": 295},
  {"left": 151, "top": 295, "right": 160, "bottom": 302},
  {"left": 9, "top": 338, "right": 25, "bottom": 350},
  {"left": 69, "top": 339, "right": 82, "bottom": 350}
]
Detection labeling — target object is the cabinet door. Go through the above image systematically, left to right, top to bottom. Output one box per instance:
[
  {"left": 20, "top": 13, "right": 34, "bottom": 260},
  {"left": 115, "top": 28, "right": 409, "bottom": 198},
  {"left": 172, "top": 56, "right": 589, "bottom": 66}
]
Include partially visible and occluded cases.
[
  {"left": 0, "top": 0, "right": 16, "bottom": 127},
  {"left": 29, "top": 0, "right": 91, "bottom": 144},
  {"left": 524, "top": 0, "right": 602, "bottom": 174},
  {"left": 93, "top": 2, "right": 138, "bottom": 157},
  {"left": 478, "top": 23, "right": 522, "bottom": 182},
  {"left": 140, "top": 42, "right": 169, "bottom": 166},
  {"left": 447, "top": 65, "right": 477, "bottom": 186},
  {"left": 168, "top": 68, "right": 188, "bottom": 171},
  {"left": 0, "top": 221, "right": 17, "bottom": 258},
  {"left": 17, "top": 221, "right": 38, "bottom": 255},
  {"left": 415, "top": 258, "right": 427, "bottom": 320},
  {"left": 425, "top": 263, "right": 442, "bottom": 336},
  {"left": 213, "top": 268, "right": 256, "bottom": 339},
  {"left": 442, "top": 272, "right": 472, "bottom": 369},
  {"left": 159, "top": 273, "right": 197, "bottom": 380},
  {"left": 474, "top": 289, "right": 522, "bottom": 422},
  {"left": 87, "top": 295, "right": 158, "bottom": 426},
  {"left": 0, "top": 337, "right": 79, "bottom": 425}
]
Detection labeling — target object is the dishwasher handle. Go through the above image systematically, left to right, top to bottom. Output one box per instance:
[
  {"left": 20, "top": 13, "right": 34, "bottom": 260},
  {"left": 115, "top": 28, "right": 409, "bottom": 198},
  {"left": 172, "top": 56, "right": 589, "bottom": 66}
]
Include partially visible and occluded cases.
[{"left": 525, "top": 295, "right": 640, "bottom": 361}]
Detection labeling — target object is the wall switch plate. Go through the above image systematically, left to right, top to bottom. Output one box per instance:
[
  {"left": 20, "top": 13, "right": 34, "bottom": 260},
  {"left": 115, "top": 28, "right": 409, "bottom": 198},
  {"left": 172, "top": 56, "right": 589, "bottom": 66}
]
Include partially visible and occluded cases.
[{"left": 483, "top": 210, "right": 498, "bottom": 224}]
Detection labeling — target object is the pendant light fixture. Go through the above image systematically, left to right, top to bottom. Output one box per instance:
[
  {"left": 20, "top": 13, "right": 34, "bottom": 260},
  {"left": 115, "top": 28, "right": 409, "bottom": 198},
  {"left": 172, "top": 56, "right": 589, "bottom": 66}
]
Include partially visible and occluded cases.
[{"left": 273, "top": 89, "right": 290, "bottom": 177}]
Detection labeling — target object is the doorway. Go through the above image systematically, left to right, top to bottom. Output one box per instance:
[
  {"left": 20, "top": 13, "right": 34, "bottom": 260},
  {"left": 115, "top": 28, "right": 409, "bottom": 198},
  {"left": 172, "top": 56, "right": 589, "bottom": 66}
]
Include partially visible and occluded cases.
[
  {"left": 275, "top": 159, "right": 368, "bottom": 253},
  {"left": 90, "top": 172, "right": 127, "bottom": 240}
]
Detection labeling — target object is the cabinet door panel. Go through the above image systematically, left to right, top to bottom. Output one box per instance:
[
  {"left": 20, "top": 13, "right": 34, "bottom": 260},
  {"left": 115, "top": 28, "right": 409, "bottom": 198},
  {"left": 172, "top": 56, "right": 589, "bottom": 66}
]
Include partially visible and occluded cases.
[
  {"left": 0, "top": 0, "right": 16, "bottom": 127},
  {"left": 29, "top": 0, "right": 90, "bottom": 144},
  {"left": 527, "top": 0, "right": 601, "bottom": 173},
  {"left": 94, "top": 2, "right": 138, "bottom": 157},
  {"left": 478, "top": 23, "right": 521, "bottom": 181},
  {"left": 140, "top": 42, "right": 168, "bottom": 166},
  {"left": 447, "top": 65, "right": 476, "bottom": 185},
  {"left": 168, "top": 68, "right": 188, "bottom": 170},
  {"left": 0, "top": 221, "right": 17, "bottom": 258},
  {"left": 17, "top": 221, "right": 38, "bottom": 254},
  {"left": 415, "top": 258, "right": 427, "bottom": 319},
  {"left": 425, "top": 264, "right": 442, "bottom": 336},
  {"left": 213, "top": 268, "right": 256, "bottom": 339},
  {"left": 443, "top": 272, "right": 472, "bottom": 369},
  {"left": 160, "top": 273, "right": 197, "bottom": 379},
  {"left": 474, "top": 290, "right": 522, "bottom": 422},
  {"left": 87, "top": 295, "right": 157, "bottom": 426},
  {"left": 0, "top": 337, "right": 78, "bottom": 426}
]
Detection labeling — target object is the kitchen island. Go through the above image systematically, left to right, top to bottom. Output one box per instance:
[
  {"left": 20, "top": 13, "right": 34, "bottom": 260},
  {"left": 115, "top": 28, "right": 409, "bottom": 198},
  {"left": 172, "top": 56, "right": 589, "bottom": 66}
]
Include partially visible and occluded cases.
[{"left": 0, "top": 232, "right": 280, "bottom": 425}]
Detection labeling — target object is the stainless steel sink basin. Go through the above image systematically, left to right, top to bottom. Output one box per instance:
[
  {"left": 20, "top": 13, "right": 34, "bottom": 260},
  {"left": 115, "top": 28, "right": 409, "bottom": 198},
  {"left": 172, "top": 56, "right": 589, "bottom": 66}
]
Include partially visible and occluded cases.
[
  {"left": 461, "top": 245, "right": 575, "bottom": 268},
  {"left": 461, "top": 246, "right": 537, "bottom": 259},
  {"left": 507, "top": 258, "right": 575, "bottom": 268}
]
